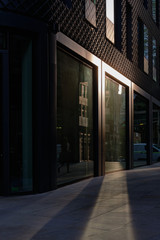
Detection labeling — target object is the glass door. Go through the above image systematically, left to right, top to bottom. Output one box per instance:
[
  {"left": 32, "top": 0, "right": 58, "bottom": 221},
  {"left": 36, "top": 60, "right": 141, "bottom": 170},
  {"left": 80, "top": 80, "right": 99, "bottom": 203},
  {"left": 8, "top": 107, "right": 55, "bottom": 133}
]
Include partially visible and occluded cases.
[{"left": 105, "top": 75, "right": 127, "bottom": 172}]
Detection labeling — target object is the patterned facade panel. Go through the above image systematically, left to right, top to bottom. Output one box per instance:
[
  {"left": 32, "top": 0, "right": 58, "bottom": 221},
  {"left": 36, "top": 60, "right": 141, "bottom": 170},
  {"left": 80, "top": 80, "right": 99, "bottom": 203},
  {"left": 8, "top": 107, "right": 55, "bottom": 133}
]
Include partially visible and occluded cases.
[
  {"left": 0, "top": 0, "right": 50, "bottom": 20},
  {"left": 1, "top": 0, "right": 160, "bottom": 100},
  {"left": 49, "top": 0, "right": 160, "bottom": 101}
]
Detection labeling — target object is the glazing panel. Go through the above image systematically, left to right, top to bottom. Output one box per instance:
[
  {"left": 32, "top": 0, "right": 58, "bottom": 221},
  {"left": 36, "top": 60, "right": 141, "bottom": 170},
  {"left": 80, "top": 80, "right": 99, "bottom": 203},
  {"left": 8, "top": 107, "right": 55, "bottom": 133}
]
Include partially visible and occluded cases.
[
  {"left": 85, "top": 0, "right": 96, "bottom": 27},
  {"left": 106, "top": 0, "right": 115, "bottom": 43},
  {"left": 106, "top": 0, "right": 114, "bottom": 23},
  {"left": 152, "top": 0, "right": 156, "bottom": 22},
  {"left": 144, "top": 25, "right": 148, "bottom": 74},
  {"left": 0, "top": 32, "right": 7, "bottom": 49},
  {"left": 10, "top": 35, "right": 32, "bottom": 193},
  {"left": 152, "top": 38, "right": 157, "bottom": 81},
  {"left": 57, "top": 49, "right": 93, "bottom": 185},
  {"left": 0, "top": 55, "right": 2, "bottom": 193},
  {"left": 105, "top": 76, "right": 126, "bottom": 172},
  {"left": 134, "top": 93, "right": 148, "bottom": 167},
  {"left": 152, "top": 104, "right": 160, "bottom": 162}
]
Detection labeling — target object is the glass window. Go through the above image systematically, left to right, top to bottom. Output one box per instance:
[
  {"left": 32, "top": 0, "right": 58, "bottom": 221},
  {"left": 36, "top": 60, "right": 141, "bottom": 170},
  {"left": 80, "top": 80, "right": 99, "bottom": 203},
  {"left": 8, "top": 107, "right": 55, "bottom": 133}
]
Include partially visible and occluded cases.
[
  {"left": 62, "top": 0, "right": 72, "bottom": 8},
  {"left": 85, "top": 0, "right": 96, "bottom": 27},
  {"left": 106, "top": 0, "right": 115, "bottom": 43},
  {"left": 143, "top": 0, "right": 148, "bottom": 9},
  {"left": 152, "top": 0, "right": 157, "bottom": 22},
  {"left": 126, "top": 2, "right": 133, "bottom": 61},
  {"left": 138, "top": 18, "right": 143, "bottom": 70},
  {"left": 138, "top": 20, "right": 149, "bottom": 74},
  {"left": 144, "top": 24, "right": 149, "bottom": 74},
  {"left": 0, "top": 32, "right": 7, "bottom": 49},
  {"left": 10, "top": 35, "right": 33, "bottom": 193},
  {"left": 152, "top": 37, "right": 157, "bottom": 81},
  {"left": 57, "top": 49, "right": 94, "bottom": 185},
  {"left": 105, "top": 76, "right": 126, "bottom": 173},
  {"left": 134, "top": 93, "right": 148, "bottom": 167},
  {"left": 152, "top": 104, "right": 160, "bottom": 162}
]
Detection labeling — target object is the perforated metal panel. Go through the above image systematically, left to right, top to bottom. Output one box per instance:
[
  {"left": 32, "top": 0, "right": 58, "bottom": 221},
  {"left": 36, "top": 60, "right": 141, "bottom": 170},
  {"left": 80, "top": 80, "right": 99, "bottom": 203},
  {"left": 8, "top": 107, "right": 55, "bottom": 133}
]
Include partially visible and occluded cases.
[
  {"left": 0, "top": 0, "right": 50, "bottom": 20},
  {"left": 1, "top": 0, "right": 160, "bottom": 99}
]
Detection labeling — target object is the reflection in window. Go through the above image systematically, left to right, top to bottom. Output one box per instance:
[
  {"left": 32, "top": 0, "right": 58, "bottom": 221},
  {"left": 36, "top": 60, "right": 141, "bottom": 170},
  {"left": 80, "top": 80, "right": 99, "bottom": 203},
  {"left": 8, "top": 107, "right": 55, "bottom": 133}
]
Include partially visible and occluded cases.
[
  {"left": 62, "top": 0, "right": 72, "bottom": 8},
  {"left": 85, "top": 0, "right": 96, "bottom": 27},
  {"left": 106, "top": 0, "right": 114, "bottom": 43},
  {"left": 143, "top": 0, "right": 148, "bottom": 9},
  {"left": 152, "top": 0, "right": 157, "bottom": 22},
  {"left": 126, "top": 1, "right": 133, "bottom": 61},
  {"left": 138, "top": 19, "right": 143, "bottom": 70},
  {"left": 138, "top": 20, "right": 149, "bottom": 74},
  {"left": 144, "top": 25, "right": 148, "bottom": 74},
  {"left": 0, "top": 32, "right": 7, "bottom": 49},
  {"left": 10, "top": 35, "right": 33, "bottom": 193},
  {"left": 152, "top": 38, "right": 157, "bottom": 81},
  {"left": 57, "top": 49, "right": 93, "bottom": 185},
  {"left": 105, "top": 76, "right": 126, "bottom": 172},
  {"left": 134, "top": 93, "right": 148, "bottom": 167},
  {"left": 152, "top": 104, "right": 160, "bottom": 162}
]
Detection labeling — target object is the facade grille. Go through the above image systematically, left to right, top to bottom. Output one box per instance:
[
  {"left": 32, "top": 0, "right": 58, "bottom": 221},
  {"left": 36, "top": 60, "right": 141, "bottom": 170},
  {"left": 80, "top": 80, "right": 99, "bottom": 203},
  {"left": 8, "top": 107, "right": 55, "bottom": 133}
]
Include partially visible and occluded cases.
[{"left": 0, "top": 0, "right": 160, "bottom": 99}]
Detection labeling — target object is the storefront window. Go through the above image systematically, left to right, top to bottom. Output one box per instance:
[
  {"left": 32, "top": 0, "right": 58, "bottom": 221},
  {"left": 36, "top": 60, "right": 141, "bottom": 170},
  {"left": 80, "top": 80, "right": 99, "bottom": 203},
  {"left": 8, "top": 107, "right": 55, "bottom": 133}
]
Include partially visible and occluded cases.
[
  {"left": 10, "top": 35, "right": 33, "bottom": 193},
  {"left": 57, "top": 49, "right": 93, "bottom": 185},
  {"left": 105, "top": 76, "right": 126, "bottom": 172},
  {"left": 134, "top": 93, "right": 148, "bottom": 167},
  {"left": 152, "top": 104, "right": 160, "bottom": 162}
]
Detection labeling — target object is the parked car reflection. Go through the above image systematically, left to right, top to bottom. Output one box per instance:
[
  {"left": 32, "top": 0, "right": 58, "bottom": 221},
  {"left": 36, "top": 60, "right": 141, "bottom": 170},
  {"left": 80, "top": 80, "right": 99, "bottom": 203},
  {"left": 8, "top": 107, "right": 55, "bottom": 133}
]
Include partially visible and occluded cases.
[{"left": 134, "top": 143, "right": 160, "bottom": 162}]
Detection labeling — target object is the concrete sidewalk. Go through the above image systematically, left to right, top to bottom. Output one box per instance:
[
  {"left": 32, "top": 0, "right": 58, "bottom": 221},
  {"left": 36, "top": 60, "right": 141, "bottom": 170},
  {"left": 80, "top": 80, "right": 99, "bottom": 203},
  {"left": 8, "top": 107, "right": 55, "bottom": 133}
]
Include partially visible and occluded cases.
[{"left": 1, "top": 163, "right": 160, "bottom": 240}]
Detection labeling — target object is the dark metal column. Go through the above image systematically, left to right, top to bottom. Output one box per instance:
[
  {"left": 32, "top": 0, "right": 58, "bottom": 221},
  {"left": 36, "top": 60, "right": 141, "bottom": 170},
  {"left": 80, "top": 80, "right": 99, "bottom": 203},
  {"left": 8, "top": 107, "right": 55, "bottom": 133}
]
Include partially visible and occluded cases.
[
  {"left": 49, "top": 31, "right": 57, "bottom": 189},
  {"left": 1, "top": 52, "right": 10, "bottom": 195},
  {"left": 148, "top": 96, "right": 153, "bottom": 165}
]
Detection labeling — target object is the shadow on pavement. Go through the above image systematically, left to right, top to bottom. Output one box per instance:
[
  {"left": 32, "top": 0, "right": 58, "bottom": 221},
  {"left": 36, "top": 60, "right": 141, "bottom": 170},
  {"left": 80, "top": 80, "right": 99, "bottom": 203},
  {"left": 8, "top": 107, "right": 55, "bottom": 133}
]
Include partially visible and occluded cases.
[{"left": 30, "top": 177, "right": 104, "bottom": 240}]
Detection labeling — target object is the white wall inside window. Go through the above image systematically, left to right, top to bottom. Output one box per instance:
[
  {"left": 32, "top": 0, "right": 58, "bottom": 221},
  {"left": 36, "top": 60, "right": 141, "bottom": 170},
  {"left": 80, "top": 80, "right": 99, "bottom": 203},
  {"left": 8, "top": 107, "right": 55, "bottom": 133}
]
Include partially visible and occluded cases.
[{"left": 106, "top": 0, "right": 114, "bottom": 24}]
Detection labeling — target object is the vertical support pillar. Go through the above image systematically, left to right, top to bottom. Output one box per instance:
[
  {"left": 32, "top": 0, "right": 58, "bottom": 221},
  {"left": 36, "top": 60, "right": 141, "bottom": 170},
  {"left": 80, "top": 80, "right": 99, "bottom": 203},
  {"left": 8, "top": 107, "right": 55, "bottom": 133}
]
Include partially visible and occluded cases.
[
  {"left": 49, "top": 32, "right": 57, "bottom": 188},
  {"left": 1, "top": 53, "right": 10, "bottom": 195},
  {"left": 101, "top": 62, "right": 105, "bottom": 176},
  {"left": 128, "top": 81, "right": 133, "bottom": 169},
  {"left": 148, "top": 96, "right": 153, "bottom": 165}
]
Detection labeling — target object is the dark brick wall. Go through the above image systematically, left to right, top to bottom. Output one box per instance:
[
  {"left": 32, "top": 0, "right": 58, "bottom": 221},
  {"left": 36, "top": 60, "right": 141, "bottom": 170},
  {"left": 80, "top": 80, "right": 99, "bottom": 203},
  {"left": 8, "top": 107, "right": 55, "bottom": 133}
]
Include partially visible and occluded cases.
[{"left": 1, "top": 0, "right": 160, "bottom": 100}]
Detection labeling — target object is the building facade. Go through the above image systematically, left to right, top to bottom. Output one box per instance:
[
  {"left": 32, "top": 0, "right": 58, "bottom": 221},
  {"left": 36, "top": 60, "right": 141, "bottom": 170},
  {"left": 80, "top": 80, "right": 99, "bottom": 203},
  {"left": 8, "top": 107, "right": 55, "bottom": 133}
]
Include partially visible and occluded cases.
[{"left": 0, "top": 0, "right": 160, "bottom": 195}]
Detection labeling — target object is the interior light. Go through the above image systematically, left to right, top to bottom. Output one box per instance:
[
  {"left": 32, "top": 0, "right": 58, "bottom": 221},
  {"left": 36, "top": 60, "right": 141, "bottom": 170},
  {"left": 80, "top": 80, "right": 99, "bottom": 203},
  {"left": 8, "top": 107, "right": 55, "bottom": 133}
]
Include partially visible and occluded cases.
[{"left": 118, "top": 84, "right": 122, "bottom": 95}]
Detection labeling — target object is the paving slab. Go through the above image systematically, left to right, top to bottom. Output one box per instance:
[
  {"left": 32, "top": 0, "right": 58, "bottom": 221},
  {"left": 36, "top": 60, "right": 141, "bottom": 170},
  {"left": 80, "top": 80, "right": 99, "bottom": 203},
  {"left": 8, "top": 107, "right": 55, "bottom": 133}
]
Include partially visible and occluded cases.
[{"left": 1, "top": 163, "right": 160, "bottom": 240}]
